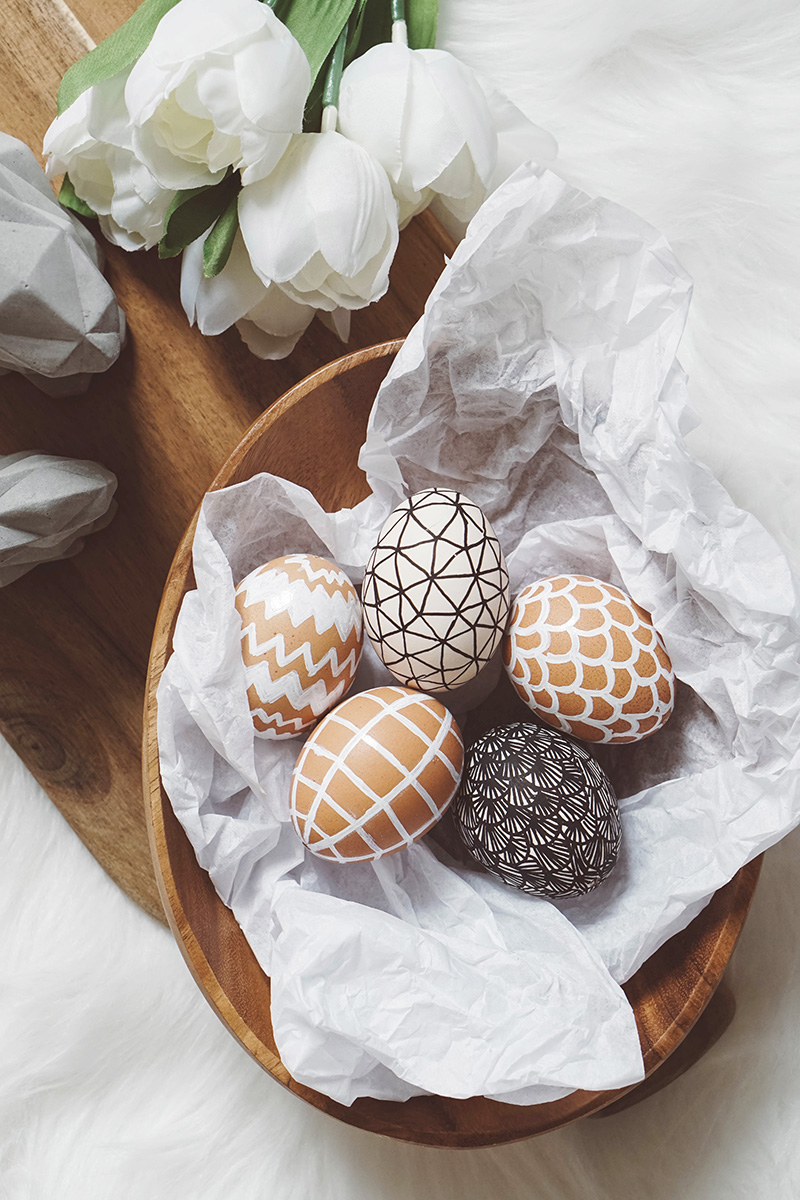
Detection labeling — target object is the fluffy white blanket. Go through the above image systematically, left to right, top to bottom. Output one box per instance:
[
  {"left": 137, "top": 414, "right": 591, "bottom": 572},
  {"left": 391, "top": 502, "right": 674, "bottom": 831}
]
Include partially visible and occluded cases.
[{"left": 3, "top": 0, "right": 799, "bottom": 1193}]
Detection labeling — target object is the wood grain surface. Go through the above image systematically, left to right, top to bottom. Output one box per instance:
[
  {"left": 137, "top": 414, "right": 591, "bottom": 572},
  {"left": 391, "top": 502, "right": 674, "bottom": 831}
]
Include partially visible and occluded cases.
[
  {"left": 0, "top": 0, "right": 451, "bottom": 919},
  {"left": 143, "top": 342, "right": 763, "bottom": 1146}
]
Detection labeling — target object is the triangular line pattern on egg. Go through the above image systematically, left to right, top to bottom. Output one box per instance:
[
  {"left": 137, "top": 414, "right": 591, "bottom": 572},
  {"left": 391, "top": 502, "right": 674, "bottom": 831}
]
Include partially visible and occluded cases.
[{"left": 362, "top": 490, "right": 510, "bottom": 692}]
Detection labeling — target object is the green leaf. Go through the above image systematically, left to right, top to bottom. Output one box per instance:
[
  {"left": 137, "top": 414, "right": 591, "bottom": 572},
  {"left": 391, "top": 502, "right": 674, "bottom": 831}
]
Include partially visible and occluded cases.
[
  {"left": 57, "top": 0, "right": 181, "bottom": 114},
  {"left": 279, "top": 0, "right": 359, "bottom": 84},
  {"left": 344, "top": 0, "right": 372, "bottom": 62},
  {"left": 346, "top": 0, "right": 391, "bottom": 63},
  {"left": 407, "top": 0, "right": 438, "bottom": 49},
  {"left": 158, "top": 172, "right": 241, "bottom": 259},
  {"left": 58, "top": 174, "right": 97, "bottom": 219},
  {"left": 202, "top": 196, "right": 239, "bottom": 278}
]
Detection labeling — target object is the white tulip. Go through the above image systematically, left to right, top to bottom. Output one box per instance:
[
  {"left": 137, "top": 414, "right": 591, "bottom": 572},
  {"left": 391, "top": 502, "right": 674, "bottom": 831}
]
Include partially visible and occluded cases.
[
  {"left": 124, "top": 0, "right": 310, "bottom": 192},
  {"left": 338, "top": 42, "right": 559, "bottom": 230},
  {"left": 338, "top": 43, "right": 497, "bottom": 227},
  {"left": 43, "top": 71, "right": 174, "bottom": 251},
  {"left": 437, "top": 72, "right": 558, "bottom": 227},
  {"left": 238, "top": 131, "right": 399, "bottom": 311},
  {"left": 180, "top": 229, "right": 315, "bottom": 360}
]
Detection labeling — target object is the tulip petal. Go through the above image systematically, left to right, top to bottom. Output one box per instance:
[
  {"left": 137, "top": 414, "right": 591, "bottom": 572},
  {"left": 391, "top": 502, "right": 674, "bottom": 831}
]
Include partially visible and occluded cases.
[
  {"left": 124, "top": 0, "right": 307, "bottom": 190},
  {"left": 144, "top": 0, "right": 266, "bottom": 67},
  {"left": 233, "top": 40, "right": 310, "bottom": 131},
  {"left": 336, "top": 42, "right": 498, "bottom": 208},
  {"left": 338, "top": 43, "right": 411, "bottom": 183},
  {"left": 401, "top": 49, "right": 469, "bottom": 192},
  {"left": 419, "top": 49, "right": 497, "bottom": 188},
  {"left": 188, "top": 64, "right": 240, "bottom": 134},
  {"left": 43, "top": 68, "right": 175, "bottom": 249},
  {"left": 84, "top": 71, "right": 130, "bottom": 146},
  {"left": 476, "top": 71, "right": 559, "bottom": 186},
  {"left": 43, "top": 91, "right": 97, "bottom": 180},
  {"left": 130, "top": 118, "right": 224, "bottom": 190},
  {"left": 238, "top": 131, "right": 293, "bottom": 186},
  {"left": 240, "top": 132, "right": 397, "bottom": 311},
  {"left": 306, "top": 134, "right": 397, "bottom": 281},
  {"left": 238, "top": 141, "right": 320, "bottom": 285},
  {"left": 429, "top": 142, "right": 487, "bottom": 205},
  {"left": 395, "top": 183, "right": 431, "bottom": 228},
  {"left": 98, "top": 214, "right": 148, "bottom": 251},
  {"left": 181, "top": 230, "right": 266, "bottom": 335},
  {"left": 235, "top": 283, "right": 315, "bottom": 359},
  {"left": 245, "top": 285, "right": 314, "bottom": 337},
  {"left": 317, "top": 307, "right": 351, "bottom": 343},
  {"left": 235, "top": 318, "right": 309, "bottom": 360}
]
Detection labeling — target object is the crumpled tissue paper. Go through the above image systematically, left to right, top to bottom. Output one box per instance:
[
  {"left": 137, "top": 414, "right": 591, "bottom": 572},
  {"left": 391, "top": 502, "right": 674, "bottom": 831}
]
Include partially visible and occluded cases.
[
  {"left": 0, "top": 132, "right": 125, "bottom": 396},
  {"left": 157, "top": 164, "right": 800, "bottom": 1107},
  {"left": 0, "top": 452, "right": 117, "bottom": 586}
]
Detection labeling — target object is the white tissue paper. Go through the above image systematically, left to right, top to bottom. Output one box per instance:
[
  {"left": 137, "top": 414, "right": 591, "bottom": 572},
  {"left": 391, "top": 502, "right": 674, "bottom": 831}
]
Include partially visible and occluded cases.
[{"left": 157, "top": 164, "right": 800, "bottom": 1107}]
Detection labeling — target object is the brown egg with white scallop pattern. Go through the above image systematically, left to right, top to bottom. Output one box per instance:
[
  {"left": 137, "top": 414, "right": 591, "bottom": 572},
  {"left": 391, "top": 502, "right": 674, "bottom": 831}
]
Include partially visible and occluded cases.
[{"left": 503, "top": 574, "right": 675, "bottom": 743}]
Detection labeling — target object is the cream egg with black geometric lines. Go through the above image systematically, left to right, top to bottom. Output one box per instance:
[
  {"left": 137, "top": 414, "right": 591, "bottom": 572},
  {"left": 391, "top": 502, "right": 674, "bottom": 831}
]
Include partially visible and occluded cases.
[
  {"left": 361, "top": 488, "right": 510, "bottom": 694},
  {"left": 234, "top": 554, "right": 363, "bottom": 740},
  {"left": 504, "top": 575, "right": 675, "bottom": 744},
  {"left": 290, "top": 686, "right": 464, "bottom": 861}
]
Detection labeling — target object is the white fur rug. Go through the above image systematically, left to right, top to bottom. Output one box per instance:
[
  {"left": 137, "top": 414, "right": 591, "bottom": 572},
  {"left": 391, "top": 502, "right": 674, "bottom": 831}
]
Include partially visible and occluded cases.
[{"left": 3, "top": 0, "right": 800, "bottom": 1194}]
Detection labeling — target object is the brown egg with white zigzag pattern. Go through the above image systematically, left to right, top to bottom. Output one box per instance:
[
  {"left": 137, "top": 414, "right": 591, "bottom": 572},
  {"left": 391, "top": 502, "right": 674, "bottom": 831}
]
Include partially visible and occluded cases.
[
  {"left": 235, "top": 554, "right": 363, "bottom": 740},
  {"left": 504, "top": 575, "right": 675, "bottom": 744},
  {"left": 291, "top": 686, "right": 464, "bottom": 861}
]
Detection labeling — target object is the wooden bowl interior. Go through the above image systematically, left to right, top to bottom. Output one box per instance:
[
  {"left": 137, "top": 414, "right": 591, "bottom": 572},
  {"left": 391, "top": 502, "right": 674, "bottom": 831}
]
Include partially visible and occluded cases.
[{"left": 143, "top": 342, "right": 761, "bottom": 1148}]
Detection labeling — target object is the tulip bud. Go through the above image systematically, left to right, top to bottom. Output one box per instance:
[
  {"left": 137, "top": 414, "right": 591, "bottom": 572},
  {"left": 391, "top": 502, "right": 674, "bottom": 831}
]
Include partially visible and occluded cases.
[
  {"left": 124, "top": 0, "right": 310, "bottom": 191},
  {"left": 338, "top": 43, "right": 497, "bottom": 228},
  {"left": 43, "top": 70, "right": 175, "bottom": 251},
  {"left": 238, "top": 131, "right": 399, "bottom": 311},
  {"left": 180, "top": 229, "right": 315, "bottom": 359}
]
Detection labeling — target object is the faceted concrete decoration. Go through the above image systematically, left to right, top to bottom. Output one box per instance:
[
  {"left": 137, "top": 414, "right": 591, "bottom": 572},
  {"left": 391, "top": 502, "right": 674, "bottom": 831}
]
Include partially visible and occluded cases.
[
  {"left": 0, "top": 133, "right": 125, "bottom": 397},
  {"left": 0, "top": 451, "right": 117, "bottom": 586}
]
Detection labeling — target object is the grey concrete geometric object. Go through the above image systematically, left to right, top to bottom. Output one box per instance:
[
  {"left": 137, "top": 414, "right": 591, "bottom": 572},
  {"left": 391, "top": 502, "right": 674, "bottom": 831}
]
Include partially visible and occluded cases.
[
  {"left": 0, "top": 133, "right": 125, "bottom": 397},
  {"left": 0, "top": 451, "right": 117, "bottom": 586}
]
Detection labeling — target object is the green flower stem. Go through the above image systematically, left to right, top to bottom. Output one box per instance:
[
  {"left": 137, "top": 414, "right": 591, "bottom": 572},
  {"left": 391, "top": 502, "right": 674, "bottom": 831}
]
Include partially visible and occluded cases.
[
  {"left": 391, "top": 0, "right": 408, "bottom": 45},
  {"left": 321, "top": 22, "right": 348, "bottom": 122}
]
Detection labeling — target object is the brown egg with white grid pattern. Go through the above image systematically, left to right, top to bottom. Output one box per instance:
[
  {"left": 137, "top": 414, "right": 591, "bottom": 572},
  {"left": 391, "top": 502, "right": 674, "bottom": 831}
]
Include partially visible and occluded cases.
[
  {"left": 504, "top": 574, "right": 675, "bottom": 744},
  {"left": 290, "top": 686, "right": 464, "bottom": 861}
]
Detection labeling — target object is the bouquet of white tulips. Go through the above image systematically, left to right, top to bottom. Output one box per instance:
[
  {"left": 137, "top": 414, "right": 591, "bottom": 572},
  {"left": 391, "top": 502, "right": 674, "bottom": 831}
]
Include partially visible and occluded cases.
[{"left": 44, "top": 0, "right": 556, "bottom": 360}]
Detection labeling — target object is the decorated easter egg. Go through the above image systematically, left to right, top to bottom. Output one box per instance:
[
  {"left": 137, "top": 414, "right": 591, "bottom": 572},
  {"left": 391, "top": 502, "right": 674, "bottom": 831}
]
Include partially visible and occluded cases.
[
  {"left": 361, "top": 488, "right": 510, "bottom": 693},
  {"left": 234, "top": 554, "right": 363, "bottom": 740},
  {"left": 504, "top": 575, "right": 675, "bottom": 744},
  {"left": 290, "top": 685, "right": 464, "bottom": 862},
  {"left": 452, "top": 721, "right": 621, "bottom": 898}
]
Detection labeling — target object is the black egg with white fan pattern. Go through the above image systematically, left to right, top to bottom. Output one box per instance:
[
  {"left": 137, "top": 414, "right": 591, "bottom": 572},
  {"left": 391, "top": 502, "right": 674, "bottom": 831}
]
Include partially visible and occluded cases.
[
  {"left": 361, "top": 488, "right": 510, "bottom": 693},
  {"left": 452, "top": 721, "right": 621, "bottom": 898}
]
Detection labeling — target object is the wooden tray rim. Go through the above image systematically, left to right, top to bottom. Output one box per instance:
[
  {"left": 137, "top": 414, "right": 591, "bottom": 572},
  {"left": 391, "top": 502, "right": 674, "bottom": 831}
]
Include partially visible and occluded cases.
[{"left": 142, "top": 340, "right": 762, "bottom": 1147}]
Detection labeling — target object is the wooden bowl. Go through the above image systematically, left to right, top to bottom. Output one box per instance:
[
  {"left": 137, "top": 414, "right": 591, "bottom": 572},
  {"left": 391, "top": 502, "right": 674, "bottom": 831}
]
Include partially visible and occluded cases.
[{"left": 143, "top": 340, "right": 761, "bottom": 1148}]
